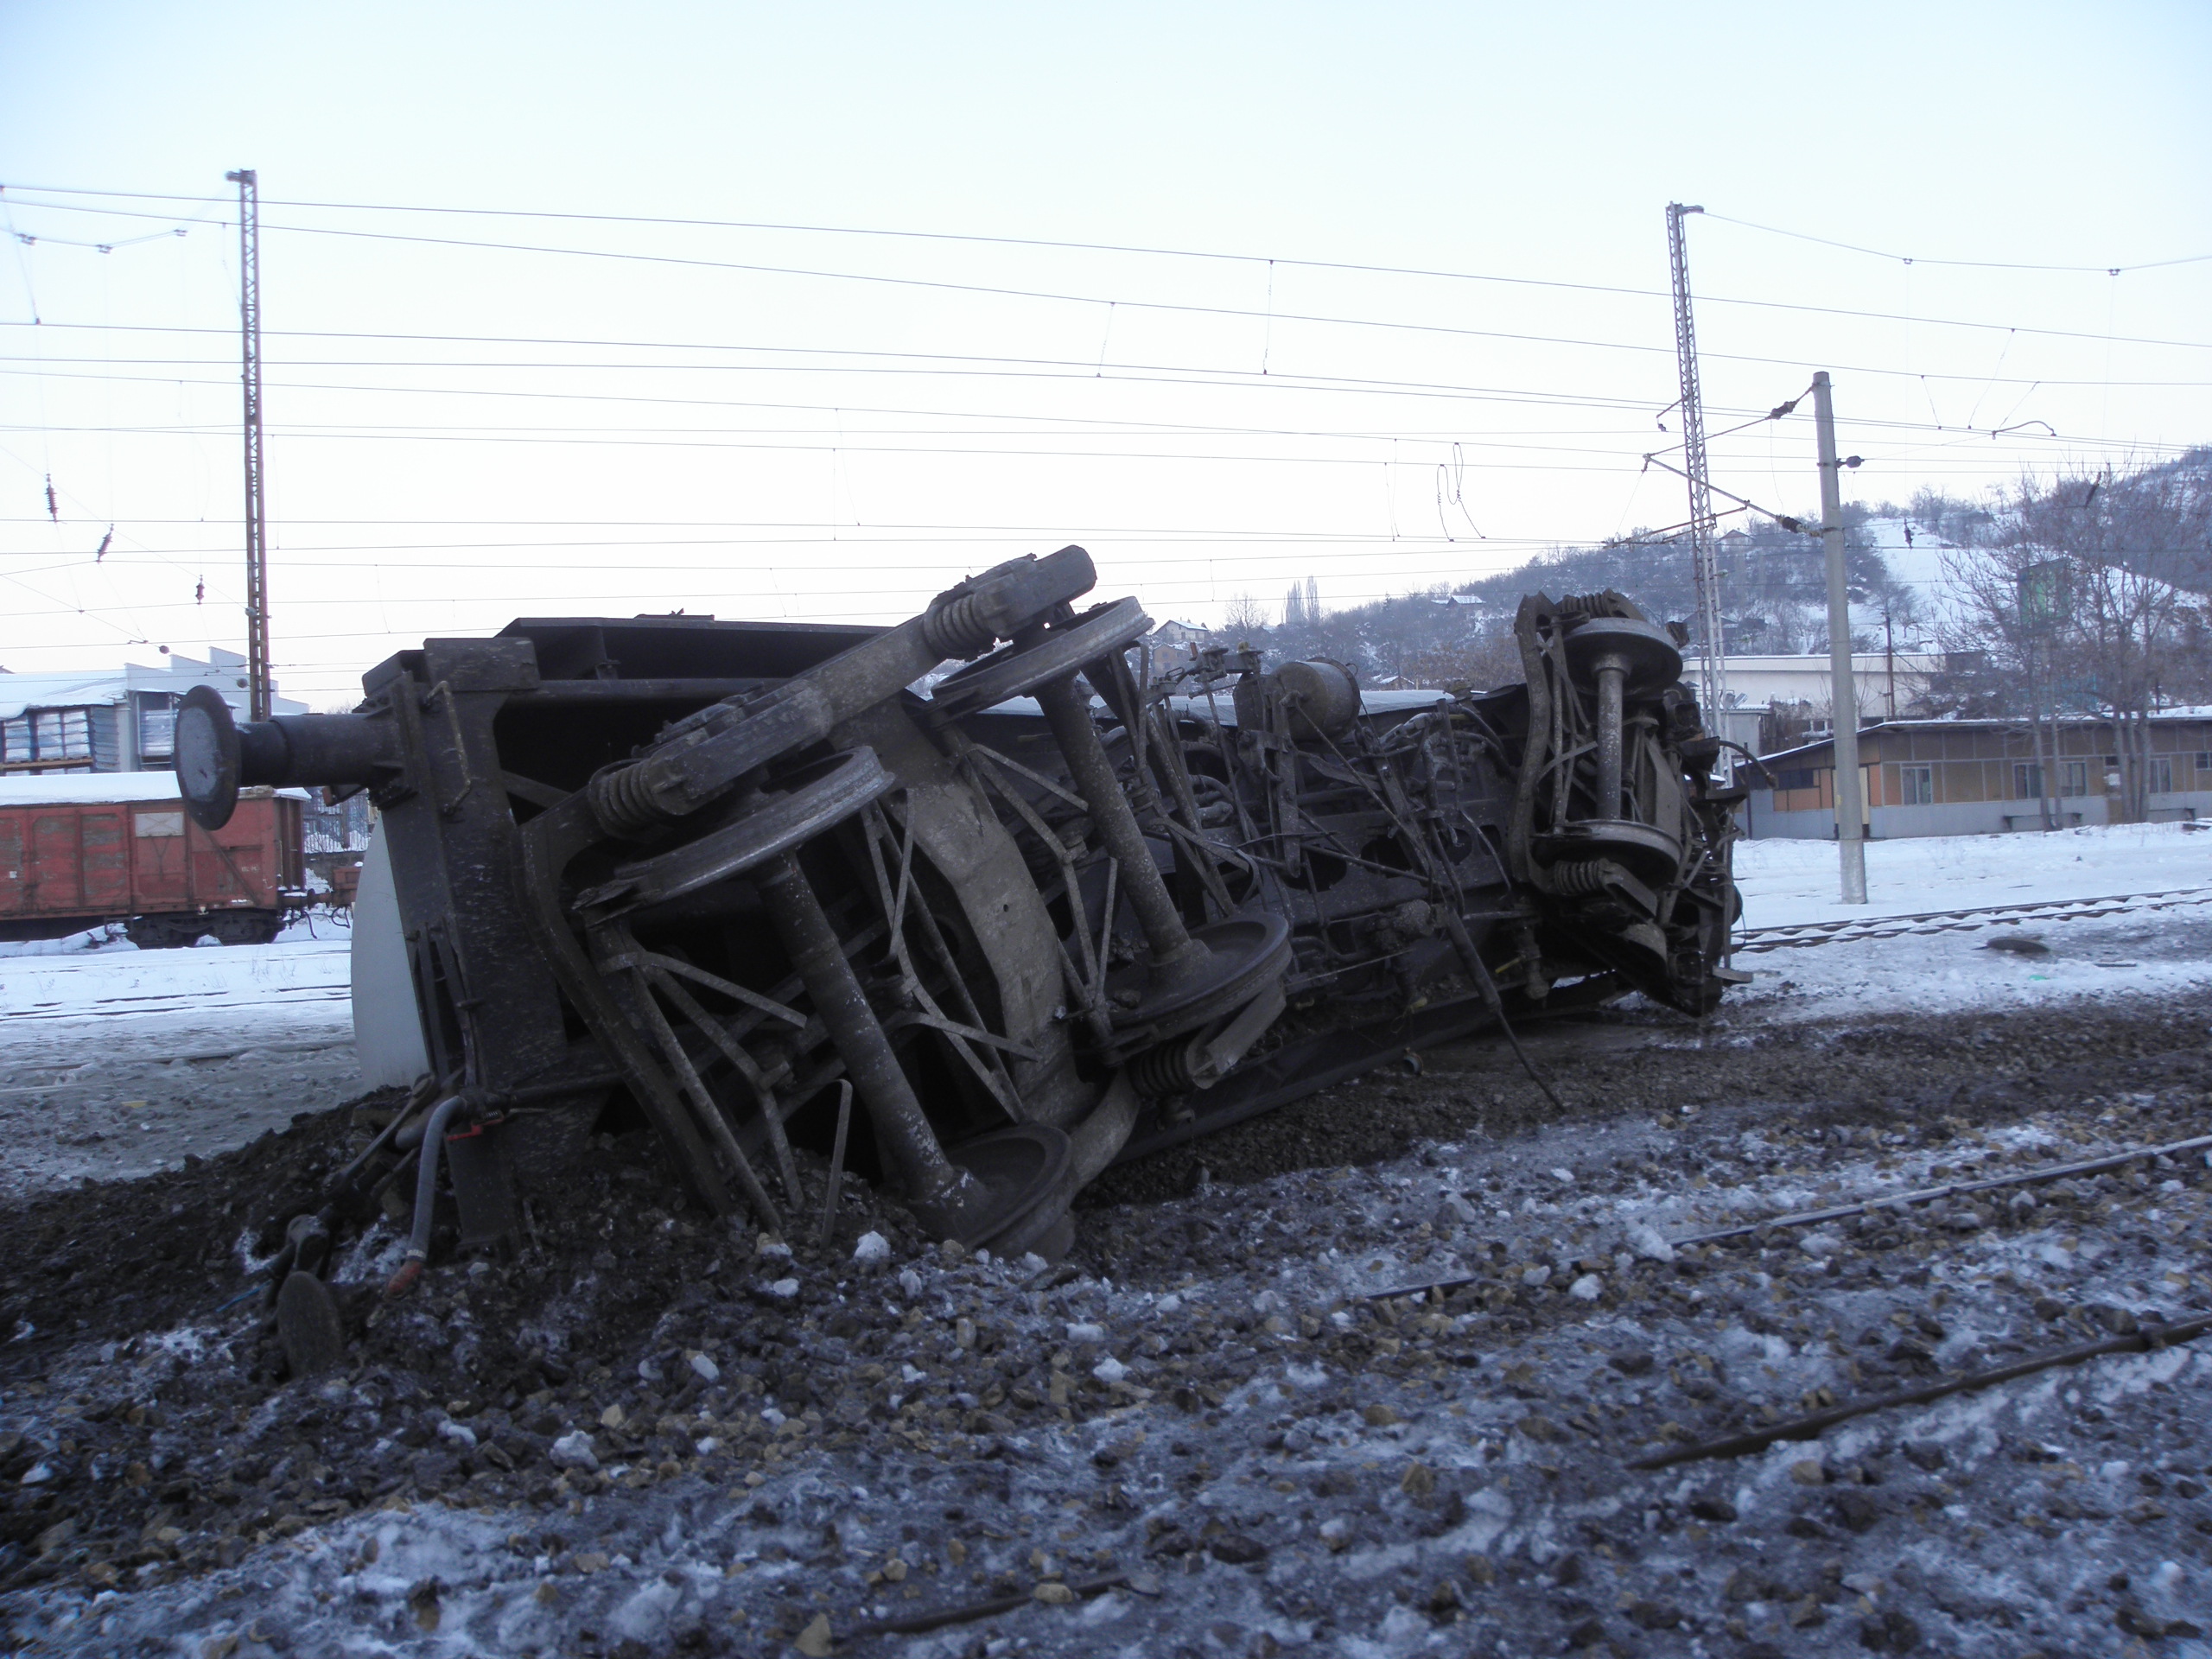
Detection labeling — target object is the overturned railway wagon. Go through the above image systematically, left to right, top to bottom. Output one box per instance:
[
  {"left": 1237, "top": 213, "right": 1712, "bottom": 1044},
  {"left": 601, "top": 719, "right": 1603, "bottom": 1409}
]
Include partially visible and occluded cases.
[{"left": 177, "top": 548, "right": 1744, "bottom": 1325}]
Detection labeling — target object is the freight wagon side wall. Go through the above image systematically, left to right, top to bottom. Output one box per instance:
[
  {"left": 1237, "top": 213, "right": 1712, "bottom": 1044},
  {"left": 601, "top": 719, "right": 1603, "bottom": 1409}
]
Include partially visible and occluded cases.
[
  {"left": 0, "top": 785, "right": 302, "bottom": 929},
  {"left": 177, "top": 791, "right": 293, "bottom": 912},
  {"left": 125, "top": 800, "right": 193, "bottom": 912},
  {"left": 0, "top": 803, "right": 130, "bottom": 922}
]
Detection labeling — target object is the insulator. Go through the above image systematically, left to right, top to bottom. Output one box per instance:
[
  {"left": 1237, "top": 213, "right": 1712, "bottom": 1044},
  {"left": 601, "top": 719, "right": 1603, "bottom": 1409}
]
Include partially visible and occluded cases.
[
  {"left": 920, "top": 591, "right": 1000, "bottom": 661},
  {"left": 588, "top": 762, "right": 671, "bottom": 838},
  {"left": 1127, "top": 1039, "right": 1198, "bottom": 1097}
]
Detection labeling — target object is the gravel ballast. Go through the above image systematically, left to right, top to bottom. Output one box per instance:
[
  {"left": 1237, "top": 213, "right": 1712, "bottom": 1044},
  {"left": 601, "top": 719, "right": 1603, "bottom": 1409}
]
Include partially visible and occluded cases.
[{"left": 3, "top": 988, "right": 2211, "bottom": 1656}]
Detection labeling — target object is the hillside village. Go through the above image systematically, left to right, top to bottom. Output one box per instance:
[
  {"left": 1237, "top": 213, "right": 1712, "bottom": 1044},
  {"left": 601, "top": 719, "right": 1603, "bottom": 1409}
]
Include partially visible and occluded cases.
[{"left": 1177, "top": 450, "right": 2212, "bottom": 768}]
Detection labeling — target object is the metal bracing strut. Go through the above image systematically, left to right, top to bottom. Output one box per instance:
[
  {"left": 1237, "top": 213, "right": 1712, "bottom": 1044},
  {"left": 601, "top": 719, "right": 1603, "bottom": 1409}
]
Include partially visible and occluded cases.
[
  {"left": 226, "top": 168, "right": 271, "bottom": 723},
  {"left": 1665, "top": 203, "right": 1726, "bottom": 738}
]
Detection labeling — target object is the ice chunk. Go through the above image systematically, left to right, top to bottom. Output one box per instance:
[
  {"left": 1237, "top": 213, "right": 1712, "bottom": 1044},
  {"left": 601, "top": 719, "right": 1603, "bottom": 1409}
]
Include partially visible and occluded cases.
[{"left": 852, "top": 1231, "right": 892, "bottom": 1266}]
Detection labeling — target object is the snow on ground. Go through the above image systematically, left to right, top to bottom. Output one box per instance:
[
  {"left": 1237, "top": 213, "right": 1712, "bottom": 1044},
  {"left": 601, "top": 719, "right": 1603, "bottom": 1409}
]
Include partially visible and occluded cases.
[
  {"left": 1736, "top": 819, "right": 2210, "bottom": 930},
  {"left": 1723, "top": 822, "right": 2212, "bottom": 1027},
  {"left": 1, "top": 825, "right": 2209, "bottom": 1652},
  {"left": 0, "top": 925, "right": 358, "bottom": 1196},
  {"left": 0, "top": 933, "right": 351, "bottom": 1027}
]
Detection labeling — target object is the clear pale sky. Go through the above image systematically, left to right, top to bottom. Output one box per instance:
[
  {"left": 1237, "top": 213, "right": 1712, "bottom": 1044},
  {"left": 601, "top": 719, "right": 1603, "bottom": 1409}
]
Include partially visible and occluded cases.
[{"left": 3, "top": 1, "right": 2207, "bottom": 702}]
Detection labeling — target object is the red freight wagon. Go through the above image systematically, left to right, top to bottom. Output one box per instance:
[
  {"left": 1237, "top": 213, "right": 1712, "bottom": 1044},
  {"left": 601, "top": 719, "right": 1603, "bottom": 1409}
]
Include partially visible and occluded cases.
[{"left": 0, "top": 773, "right": 306, "bottom": 947}]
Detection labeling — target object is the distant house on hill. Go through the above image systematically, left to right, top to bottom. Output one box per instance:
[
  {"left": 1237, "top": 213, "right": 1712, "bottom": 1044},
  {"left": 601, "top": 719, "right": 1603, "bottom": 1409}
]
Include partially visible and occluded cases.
[
  {"left": 1147, "top": 620, "right": 1211, "bottom": 677},
  {"left": 0, "top": 648, "right": 305, "bottom": 775}
]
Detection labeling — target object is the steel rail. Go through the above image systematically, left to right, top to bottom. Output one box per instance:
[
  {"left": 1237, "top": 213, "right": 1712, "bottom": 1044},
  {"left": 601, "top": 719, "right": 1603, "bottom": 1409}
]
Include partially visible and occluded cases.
[
  {"left": 1735, "top": 886, "right": 2212, "bottom": 954},
  {"left": 1669, "top": 1131, "right": 2212, "bottom": 1248},
  {"left": 1627, "top": 1311, "right": 2212, "bottom": 1471}
]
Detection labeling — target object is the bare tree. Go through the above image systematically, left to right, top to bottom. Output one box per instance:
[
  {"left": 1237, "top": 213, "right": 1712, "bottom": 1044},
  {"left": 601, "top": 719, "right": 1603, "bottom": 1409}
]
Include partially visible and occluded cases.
[
  {"left": 1942, "top": 459, "right": 2210, "bottom": 823},
  {"left": 1937, "top": 528, "right": 2066, "bottom": 827},
  {"left": 1221, "top": 591, "right": 1269, "bottom": 639},
  {"left": 1389, "top": 629, "right": 1522, "bottom": 691}
]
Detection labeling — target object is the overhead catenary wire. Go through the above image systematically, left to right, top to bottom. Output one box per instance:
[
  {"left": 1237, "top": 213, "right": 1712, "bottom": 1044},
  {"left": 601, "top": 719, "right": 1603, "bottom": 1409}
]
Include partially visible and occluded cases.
[
  {"left": 3, "top": 181, "right": 2202, "bottom": 678},
  {"left": 8, "top": 182, "right": 2212, "bottom": 352},
  {"left": 1702, "top": 210, "right": 2212, "bottom": 276},
  {"left": 6, "top": 221, "right": 2206, "bottom": 387},
  {"left": 5, "top": 324, "right": 2202, "bottom": 454}
]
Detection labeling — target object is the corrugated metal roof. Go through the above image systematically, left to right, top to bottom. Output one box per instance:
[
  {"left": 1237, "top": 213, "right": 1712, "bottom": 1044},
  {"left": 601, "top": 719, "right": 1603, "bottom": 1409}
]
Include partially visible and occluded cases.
[{"left": 1758, "top": 709, "right": 2212, "bottom": 767}]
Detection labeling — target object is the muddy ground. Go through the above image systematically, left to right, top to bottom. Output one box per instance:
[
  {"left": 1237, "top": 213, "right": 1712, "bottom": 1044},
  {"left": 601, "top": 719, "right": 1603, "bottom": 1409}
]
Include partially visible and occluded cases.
[
  {"left": 0, "top": 932, "right": 355, "bottom": 1204},
  {"left": 3, "top": 982, "right": 2211, "bottom": 1656}
]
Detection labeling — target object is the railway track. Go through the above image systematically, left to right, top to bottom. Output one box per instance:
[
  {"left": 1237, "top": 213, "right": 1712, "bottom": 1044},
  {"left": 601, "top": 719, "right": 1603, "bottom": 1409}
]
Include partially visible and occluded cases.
[{"left": 1732, "top": 884, "right": 2212, "bottom": 953}]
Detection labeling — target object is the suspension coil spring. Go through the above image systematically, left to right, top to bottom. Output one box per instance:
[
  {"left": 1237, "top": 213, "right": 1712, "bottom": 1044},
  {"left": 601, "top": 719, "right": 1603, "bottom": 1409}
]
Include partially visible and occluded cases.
[
  {"left": 920, "top": 591, "right": 1001, "bottom": 661},
  {"left": 588, "top": 762, "right": 673, "bottom": 838},
  {"left": 1549, "top": 860, "right": 1615, "bottom": 898},
  {"left": 1127, "top": 1038, "right": 1198, "bottom": 1097}
]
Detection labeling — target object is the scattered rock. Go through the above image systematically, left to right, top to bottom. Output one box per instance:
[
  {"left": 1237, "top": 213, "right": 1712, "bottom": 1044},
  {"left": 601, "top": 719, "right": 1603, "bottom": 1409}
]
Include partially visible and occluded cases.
[
  {"left": 549, "top": 1431, "right": 600, "bottom": 1473},
  {"left": 1834, "top": 1489, "right": 1881, "bottom": 1533},
  {"left": 1627, "top": 1599, "right": 1684, "bottom": 1630},
  {"left": 1857, "top": 1607, "right": 1923, "bottom": 1652}
]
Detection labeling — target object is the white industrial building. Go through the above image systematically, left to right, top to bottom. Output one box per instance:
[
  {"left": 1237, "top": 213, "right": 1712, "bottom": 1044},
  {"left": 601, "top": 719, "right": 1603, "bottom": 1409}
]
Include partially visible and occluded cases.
[
  {"left": 0, "top": 648, "right": 305, "bottom": 775},
  {"left": 1708, "top": 651, "right": 1947, "bottom": 754}
]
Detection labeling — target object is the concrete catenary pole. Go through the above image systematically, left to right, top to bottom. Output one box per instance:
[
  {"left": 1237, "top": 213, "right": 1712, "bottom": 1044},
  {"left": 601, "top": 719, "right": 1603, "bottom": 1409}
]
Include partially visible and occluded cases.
[{"left": 1812, "top": 372, "right": 1867, "bottom": 904}]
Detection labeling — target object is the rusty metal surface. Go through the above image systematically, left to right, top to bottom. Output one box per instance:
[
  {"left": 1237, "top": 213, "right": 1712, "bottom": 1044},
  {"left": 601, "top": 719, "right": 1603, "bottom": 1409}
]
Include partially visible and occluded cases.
[{"left": 176, "top": 550, "right": 1743, "bottom": 1275}]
